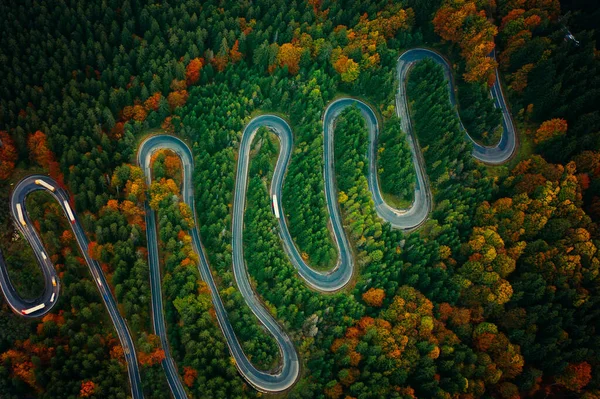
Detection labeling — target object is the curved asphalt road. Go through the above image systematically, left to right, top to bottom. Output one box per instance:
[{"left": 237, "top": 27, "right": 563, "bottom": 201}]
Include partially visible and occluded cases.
[
  {"left": 398, "top": 48, "right": 517, "bottom": 164},
  {"left": 138, "top": 135, "right": 299, "bottom": 394},
  {"left": 137, "top": 138, "right": 189, "bottom": 399},
  {"left": 0, "top": 175, "right": 143, "bottom": 399}
]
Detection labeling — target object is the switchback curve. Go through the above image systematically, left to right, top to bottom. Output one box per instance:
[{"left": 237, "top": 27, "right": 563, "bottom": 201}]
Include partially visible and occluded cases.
[
  {"left": 397, "top": 48, "right": 517, "bottom": 164},
  {"left": 138, "top": 135, "right": 299, "bottom": 394},
  {"left": 0, "top": 176, "right": 144, "bottom": 399}
]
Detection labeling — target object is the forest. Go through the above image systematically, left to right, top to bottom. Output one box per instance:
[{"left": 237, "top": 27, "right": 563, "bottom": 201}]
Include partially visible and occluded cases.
[{"left": 0, "top": 0, "right": 599, "bottom": 398}]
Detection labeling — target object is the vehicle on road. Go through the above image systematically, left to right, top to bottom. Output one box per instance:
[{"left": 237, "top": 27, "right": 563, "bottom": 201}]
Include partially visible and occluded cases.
[
  {"left": 35, "top": 179, "right": 55, "bottom": 192},
  {"left": 272, "top": 195, "right": 280, "bottom": 219},
  {"left": 63, "top": 200, "right": 75, "bottom": 223},
  {"left": 16, "top": 203, "right": 26, "bottom": 226},
  {"left": 52, "top": 276, "right": 56, "bottom": 286},
  {"left": 22, "top": 303, "right": 45, "bottom": 315}
]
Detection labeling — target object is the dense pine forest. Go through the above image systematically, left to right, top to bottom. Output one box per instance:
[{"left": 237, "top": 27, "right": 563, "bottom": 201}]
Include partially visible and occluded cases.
[{"left": 0, "top": 0, "right": 599, "bottom": 398}]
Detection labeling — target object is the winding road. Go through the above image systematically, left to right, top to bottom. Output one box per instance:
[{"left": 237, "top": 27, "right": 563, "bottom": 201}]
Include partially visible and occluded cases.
[
  {"left": 0, "top": 47, "right": 517, "bottom": 398},
  {"left": 398, "top": 48, "right": 517, "bottom": 164},
  {"left": 138, "top": 135, "right": 299, "bottom": 395},
  {"left": 0, "top": 176, "right": 143, "bottom": 399}
]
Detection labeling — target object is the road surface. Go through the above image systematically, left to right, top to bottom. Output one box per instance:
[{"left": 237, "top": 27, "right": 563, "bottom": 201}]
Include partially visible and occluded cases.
[{"left": 0, "top": 176, "right": 144, "bottom": 399}]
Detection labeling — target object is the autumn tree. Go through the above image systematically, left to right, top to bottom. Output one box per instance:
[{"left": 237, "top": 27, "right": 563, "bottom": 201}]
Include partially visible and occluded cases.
[
  {"left": 433, "top": 0, "right": 498, "bottom": 84},
  {"left": 496, "top": 0, "right": 559, "bottom": 69},
  {"left": 329, "top": 5, "right": 411, "bottom": 81},
  {"left": 229, "top": 40, "right": 243, "bottom": 64},
  {"left": 276, "top": 42, "right": 303, "bottom": 75},
  {"left": 333, "top": 55, "right": 361, "bottom": 83},
  {"left": 185, "top": 57, "right": 205, "bottom": 85},
  {"left": 509, "top": 63, "right": 534, "bottom": 93},
  {"left": 167, "top": 90, "right": 189, "bottom": 110},
  {"left": 144, "top": 92, "right": 162, "bottom": 111},
  {"left": 132, "top": 104, "right": 147, "bottom": 121},
  {"left": 534, "top": 118, "right": 568, "bottom": 144},
  {"left": 27, "top": 130, "right": 64, "bottom": 185},
  {"left": 28, "top": 130, "right": 52, "bottom": 167},
  {"left": 0, "top": 131, "right": 17, "bottom": 179},
  {"left": 111, "top": 164, "right": 147, "bottom": 203},
  {"left": 149, "top": 178, "right": 179, "bottom": 210},
  {"left": 119, "top": 200, "right": 146, "bottom": 230},
  {"left": 362, "top": 287, "right": 385, "bottom": 307},
  {"left": 138, "top": 334, "right": 166, "bottom": 367},
  {"left": 556, "top": 362, "right": 592, "bottom": 393},
  {"left": 183, "top": 367, "right": 198, "bottom": 388},
  {"left": 79, "top": 381, "right": 97, "bottom": 397}
]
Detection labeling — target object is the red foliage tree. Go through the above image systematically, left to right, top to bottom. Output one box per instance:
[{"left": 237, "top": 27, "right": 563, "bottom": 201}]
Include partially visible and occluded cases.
[{"left": 557, "top": 362, "right": 592, "bottom": 392}]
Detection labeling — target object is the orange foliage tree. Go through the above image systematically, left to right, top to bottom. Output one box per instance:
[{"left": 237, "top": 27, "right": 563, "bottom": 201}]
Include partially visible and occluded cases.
[
  {"left": 433, "top": 0, "right": 498, "bottom": 85},
  {"left": 497, "top": 0, "right": 559, "bottom": 69},
  {"left": 229, "top": 40, "right": 243, "bottom": 64},
  {"left": 277, "top": 42, "right": 303, "bottom": 75},
  {"left": 212, "top": 54, "right": 229, "bottom": 72},
  {"left": 333, "top": 55, "right": 361, "bottom": 83},
  {"left": 185, "top": 57, "right": 205, "bottom": 85},
  {"left": 509, "top": 63, "right": 534, "bottom": 93},
  {"left": 167, "top": 90, "right": 189, "bottom": 110},
  {"left": 144, "top": 92, "right": 162, "bottom": 111},
  {"left": 132, "top": 104, "right": 147, "bottom": 121},
  {"left": 534, "top": 118, "right": 567, "bottom": 144},
  {"left": 27, "top": 130, "right": 65, "bottom": 186},
  {"left": 28, "top": 130, "right": 52, "bottom": 167},
  {"left": 0, "top": 131, "right": 18, "bottom": 180},
  {"left": 164, "top": 153, "right": 181, "bottom": 177},
  {"left": 111, "top": 164, "right": 147, "bottom": 203},
  {"left": 120, "top": 200, "right": 146, "bottom": 230},
  {"left": 61, "top": 230, "right": 74, "bottom": 245},
  {"left": 87, "top": 241, "right": 102, "bottom": 261},
  {"left": 329, "top": 287, "right": 456, "bottom": 397},
  {"left": 362, "top": 287, "right": 385, "bottom": 307},
  {"left": 138, "top": 334, "right": 166, "bottom": 366},
  {"left": 110, "top": 344, "right": 125, "bottom": 362},
  {"left": 1, "top": 349, "right": 37, "bottom": 388},
  {"left": 183, "top": 366, "right": 198, "bottom": 387},
  {"left": 79, "top": 380, "right": 97, "bottom": 397},
  {"left": 324, "top": 381, "right": 343, "bottom": 398}
]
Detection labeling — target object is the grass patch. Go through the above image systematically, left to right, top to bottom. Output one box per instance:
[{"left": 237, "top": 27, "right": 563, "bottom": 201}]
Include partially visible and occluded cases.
[{"left": 381, "top": 191, "right": 413, "bottom": 210}]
